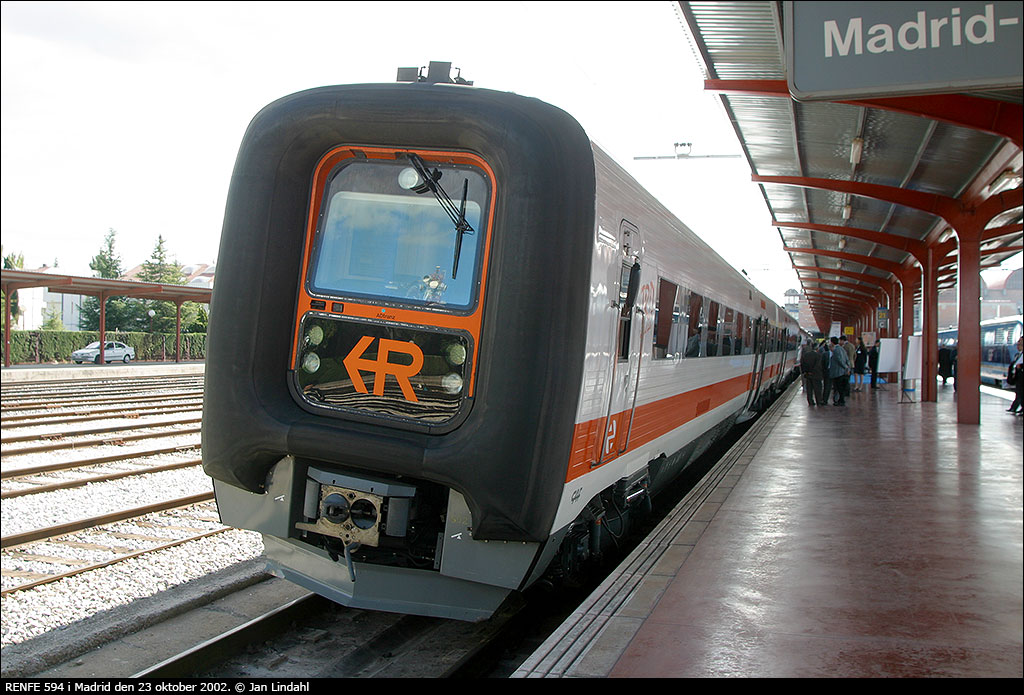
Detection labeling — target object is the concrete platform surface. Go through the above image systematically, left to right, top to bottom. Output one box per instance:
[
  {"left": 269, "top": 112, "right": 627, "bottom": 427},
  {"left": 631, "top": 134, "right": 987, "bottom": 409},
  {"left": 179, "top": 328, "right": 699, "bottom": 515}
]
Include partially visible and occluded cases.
[
  {"left": 1, "top": 361, "right": 204, "bottom": 383},
  {"left": 517, "top": 381, "right": 1023, "bottom": 678}
]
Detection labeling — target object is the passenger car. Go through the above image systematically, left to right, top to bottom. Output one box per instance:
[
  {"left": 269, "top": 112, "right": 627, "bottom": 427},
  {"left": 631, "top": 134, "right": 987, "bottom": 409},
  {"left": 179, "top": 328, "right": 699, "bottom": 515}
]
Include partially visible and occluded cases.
[{"left": 71, "top": 341, "right": 136, "bottom": 364}]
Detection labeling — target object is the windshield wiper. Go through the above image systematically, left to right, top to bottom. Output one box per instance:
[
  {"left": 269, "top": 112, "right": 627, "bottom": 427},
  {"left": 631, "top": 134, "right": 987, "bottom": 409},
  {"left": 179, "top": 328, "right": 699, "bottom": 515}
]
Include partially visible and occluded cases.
[{"left": 407, "top": 154, "right": 475, "bottom": 278}]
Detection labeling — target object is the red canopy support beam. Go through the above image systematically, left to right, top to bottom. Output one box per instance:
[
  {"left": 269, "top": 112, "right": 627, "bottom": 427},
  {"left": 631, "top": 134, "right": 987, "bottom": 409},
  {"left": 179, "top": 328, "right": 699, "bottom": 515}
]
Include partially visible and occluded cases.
[
  {"left": 705, "top": 79, "right": 1023, "bottom": 148},
  {"left": 758, "top": 176, "right": 962, "bottom": 222},
  {"left": 774, "top": 220, "right": 928, "bottom": 263},
  {"left": 783, "top": 247, "right": 905, "bottom": 277},
  {"left": 792, "top": 265, "right": 894, "bottom": 294},
  {"left": 800, "top": 278, "right": 886, "bottom": 303},
  {"left": 804, "top": 288, "right": 876, "bottom": 312}
]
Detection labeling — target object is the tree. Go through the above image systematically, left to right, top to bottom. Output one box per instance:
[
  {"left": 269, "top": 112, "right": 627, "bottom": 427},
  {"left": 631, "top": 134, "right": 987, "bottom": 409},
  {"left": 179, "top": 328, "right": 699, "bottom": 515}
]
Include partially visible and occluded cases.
[
  {"left": 79, "top": 229, "right": 135, "bottom": 331},
  {"left": 90, "top": 229, "right": 124, "bottom": 279},
  {"left": 136, "top": 235, "right": 185, "bottom": 285},
  {"left": 136, "top": 236, "right": 195, "bottom": 333},
  {"left": 2, "top": 250, "right": 24, "bottom": 330},
  {"left": 42, "top": 307, "right": 65, "bottom": 330}
]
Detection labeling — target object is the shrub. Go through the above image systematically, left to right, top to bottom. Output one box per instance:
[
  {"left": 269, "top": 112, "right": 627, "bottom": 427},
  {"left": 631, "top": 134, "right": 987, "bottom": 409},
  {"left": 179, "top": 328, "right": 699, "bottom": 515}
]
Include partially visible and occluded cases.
[{"left": 6, "top": 330, "right": 206, "bottom": 364}]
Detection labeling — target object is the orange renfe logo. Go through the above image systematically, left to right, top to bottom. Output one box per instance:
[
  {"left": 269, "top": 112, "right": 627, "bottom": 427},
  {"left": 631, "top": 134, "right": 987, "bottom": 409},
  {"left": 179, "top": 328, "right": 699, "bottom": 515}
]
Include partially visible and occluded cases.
[{"left": 343, "top": 336, "right": 424, "bottom": 402}]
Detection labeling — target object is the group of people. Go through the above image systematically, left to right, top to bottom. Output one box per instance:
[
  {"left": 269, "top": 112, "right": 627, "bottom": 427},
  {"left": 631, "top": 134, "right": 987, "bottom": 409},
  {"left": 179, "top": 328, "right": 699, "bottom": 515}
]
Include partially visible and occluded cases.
[
  {"left": 797, "top": 334, "right": 1024, "bottom": 416},
  {"left": 798, "top": 334, "right": 877, "bottom": 407}
]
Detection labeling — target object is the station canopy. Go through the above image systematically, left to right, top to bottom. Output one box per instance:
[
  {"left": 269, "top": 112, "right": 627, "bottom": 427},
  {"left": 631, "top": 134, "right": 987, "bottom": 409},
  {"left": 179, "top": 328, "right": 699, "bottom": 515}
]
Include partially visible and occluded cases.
[
  {"left": 676, "top": 1, "right": 1022, "bottom": 330},
  {"left": 1, "top": 269, "right": 213, "bottom": 366},
  {"left": 1, "top": 269, "right": 213, "bottom": 306}
]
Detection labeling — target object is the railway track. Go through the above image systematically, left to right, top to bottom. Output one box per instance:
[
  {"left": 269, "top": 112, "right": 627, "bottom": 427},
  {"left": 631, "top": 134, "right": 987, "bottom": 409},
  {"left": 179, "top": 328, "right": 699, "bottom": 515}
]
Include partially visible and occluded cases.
[
  {"left": 0, "top": 373, "right": 203, "bottom": 399},
  {"left": 1, "top": 374, "right": 222, "bottom": 598},
  {"left": 1, "top": 400, "right": 203, "bottom": 428},
  {"left": 1, "top": 497, "right": 226, "bottom": 596},
  {"left": 137, "top": 590, "right": 523, "bottom": 678}
]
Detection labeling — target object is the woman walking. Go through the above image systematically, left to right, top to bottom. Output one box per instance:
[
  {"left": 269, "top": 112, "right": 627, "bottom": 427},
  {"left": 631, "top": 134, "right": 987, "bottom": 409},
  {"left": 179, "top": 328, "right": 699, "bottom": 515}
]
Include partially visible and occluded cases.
[{"left": 853, "top": 336, "right": 868, "bottom": 391}]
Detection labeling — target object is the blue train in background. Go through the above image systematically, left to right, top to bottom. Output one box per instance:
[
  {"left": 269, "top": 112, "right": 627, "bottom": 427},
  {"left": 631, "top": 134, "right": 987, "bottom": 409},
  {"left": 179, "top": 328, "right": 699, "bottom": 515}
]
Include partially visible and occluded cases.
[{"left": 936, "top": 315, "right": 1022, "bottom": 388}]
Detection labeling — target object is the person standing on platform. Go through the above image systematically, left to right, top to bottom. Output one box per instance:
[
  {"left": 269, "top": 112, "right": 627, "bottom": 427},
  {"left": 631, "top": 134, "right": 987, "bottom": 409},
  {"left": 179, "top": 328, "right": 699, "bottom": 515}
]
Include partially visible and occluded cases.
[
  {"left": 840, "top": 334, "right": 856, "bottom": 382},
  {"left": 838, "top": 335, "right": 855, "bottom": 401},
  {"left": 829, "top": 336, "right": 851, "bottom": 406},
  {"left": 853, "top": 336, "right": 868, "bottom": 391},
  {"left": 1007, "top": 336, "right": 1023, "bottom": 415},
  {"left": 800, "top": 339, "right": 824, "bottom": 406},
  {"left": 820, "top": 340, "right": 833, "bottom": 404},
  {"left": 869, "top": 341, "right": 880, "bottom": 390},
  {"left": 951, "top": 341, "right": 959, "bottom": 391},
  {"left": 938, "top": 344, "right": 954, "bottom": 385}
]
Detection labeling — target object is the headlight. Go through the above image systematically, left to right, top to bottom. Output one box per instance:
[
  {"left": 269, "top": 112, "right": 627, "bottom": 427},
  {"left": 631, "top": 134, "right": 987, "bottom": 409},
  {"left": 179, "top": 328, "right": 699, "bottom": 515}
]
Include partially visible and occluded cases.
[
  {"left": 306, "top": 325, "right": 324, "bottom": 346},
  {"left": 445, "top": 343, "right": 467, "bottom": 366},
  {"left": 302, "top": 352, "right": 321, "bottom": 373},
  {"left": 441, "top": 373, "right": 464, "bottom": 395}
]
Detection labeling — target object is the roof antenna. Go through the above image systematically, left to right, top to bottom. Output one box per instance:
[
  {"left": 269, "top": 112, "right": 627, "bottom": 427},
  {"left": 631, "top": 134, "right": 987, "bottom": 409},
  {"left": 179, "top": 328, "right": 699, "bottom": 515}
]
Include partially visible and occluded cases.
[{"left": 396, "top": 61, "right": 473, "bottom": 85}]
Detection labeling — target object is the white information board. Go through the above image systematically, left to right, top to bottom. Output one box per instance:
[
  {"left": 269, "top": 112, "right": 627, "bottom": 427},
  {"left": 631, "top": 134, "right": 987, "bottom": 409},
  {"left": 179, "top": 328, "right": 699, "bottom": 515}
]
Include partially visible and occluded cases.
[
  {"left": 904, "top": 336, "right": 922, "bottom": 380},
  {"left": 877, "top": 338, "right": 901, "bottom": 374}
]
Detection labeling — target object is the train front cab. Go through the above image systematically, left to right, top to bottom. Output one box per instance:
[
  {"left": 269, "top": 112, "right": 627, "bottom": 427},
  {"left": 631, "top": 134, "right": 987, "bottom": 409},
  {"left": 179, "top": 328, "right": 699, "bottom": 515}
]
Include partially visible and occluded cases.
[{"left": 203, "top": 85, "right": 598, "bottom": 621}]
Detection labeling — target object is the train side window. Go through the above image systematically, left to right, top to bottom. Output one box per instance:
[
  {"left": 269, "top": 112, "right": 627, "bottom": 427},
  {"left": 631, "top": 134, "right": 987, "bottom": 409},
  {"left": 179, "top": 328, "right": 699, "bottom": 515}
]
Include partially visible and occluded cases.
[
  {"left": 617, "top": 262, "right": 634, "bottom": 361},
  {"left": 654, "top": 278, "right": 682, "bottom": 359},
  {"left": 684, "top": 291, "right": 704, "bottom": 357},
  {"left": 706, "top": 301, "right": 721, "bottom": 356},
  {"left": 722, "top": 307, "right": 736, "bottom": 356},
  {"left": 735, "top": 312, "right": 746, "bottom": 355},
  {"left": 743, "top": 315, "right": 754, "bottom": 354}
]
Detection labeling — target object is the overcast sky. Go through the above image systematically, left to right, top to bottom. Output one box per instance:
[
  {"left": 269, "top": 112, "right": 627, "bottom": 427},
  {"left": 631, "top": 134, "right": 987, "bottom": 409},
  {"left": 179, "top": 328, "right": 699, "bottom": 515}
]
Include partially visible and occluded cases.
[{"left": 0, "top": 0, "right": 933, "bottom": 307}]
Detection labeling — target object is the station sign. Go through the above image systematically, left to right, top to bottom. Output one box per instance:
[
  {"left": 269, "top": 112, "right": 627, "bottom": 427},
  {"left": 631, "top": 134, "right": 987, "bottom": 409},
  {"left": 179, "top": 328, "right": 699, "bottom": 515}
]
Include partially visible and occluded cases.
[{"left": 784, "top": 1, "right": 1024, "bottom": 100}]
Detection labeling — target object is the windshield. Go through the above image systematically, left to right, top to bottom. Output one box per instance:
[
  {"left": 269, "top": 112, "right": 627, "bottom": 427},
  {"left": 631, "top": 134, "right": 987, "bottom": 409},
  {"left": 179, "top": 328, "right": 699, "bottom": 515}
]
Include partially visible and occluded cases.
[
  {"left": 308, "top": 158, "right": 489, "bottom": 310},
  {"left": 82, "top": 342, "right": 100, "bottom": 350}
]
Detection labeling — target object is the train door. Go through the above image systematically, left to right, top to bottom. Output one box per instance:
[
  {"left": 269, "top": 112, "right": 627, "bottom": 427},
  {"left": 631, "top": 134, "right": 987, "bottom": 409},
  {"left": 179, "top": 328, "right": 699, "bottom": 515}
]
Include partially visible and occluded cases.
[
  {"left": 597, "top": 220, "right": 644, "bottom": 465},
  {"left": 744, "top": 317, "right": 768, "bottom": 410}
]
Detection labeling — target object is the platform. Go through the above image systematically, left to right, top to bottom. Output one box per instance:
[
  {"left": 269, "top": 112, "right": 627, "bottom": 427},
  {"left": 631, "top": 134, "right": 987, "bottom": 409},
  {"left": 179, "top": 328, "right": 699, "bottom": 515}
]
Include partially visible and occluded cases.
[
  {"left": 0, "top": 361, "right": 204, "bottom": 383},
  {"left": 515, "top": 380, "right": 1023, "bottom": 678}
]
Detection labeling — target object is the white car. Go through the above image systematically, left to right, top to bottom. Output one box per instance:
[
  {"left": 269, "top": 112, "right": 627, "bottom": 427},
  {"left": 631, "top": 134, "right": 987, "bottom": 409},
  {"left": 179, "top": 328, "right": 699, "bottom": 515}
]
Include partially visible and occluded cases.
[{"left": 72, "top": 341, "right": 136, "bottom": 364}]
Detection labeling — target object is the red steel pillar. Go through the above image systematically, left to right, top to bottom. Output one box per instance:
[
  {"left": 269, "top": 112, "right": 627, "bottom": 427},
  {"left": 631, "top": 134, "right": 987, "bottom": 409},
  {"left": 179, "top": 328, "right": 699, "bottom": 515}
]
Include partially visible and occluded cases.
[
  {"left": 956, "top": 228, "right": 983, "bottom": 425},
  {"left": 922, "top": 247, "right": 940, "bottom": 402},
  {"left": 3, "top": 287, "right": 11, "bottom": 368},
  {"left": 98, "top": 291, "right": 107, "bottom": 365},
  {"left": 175, "top": 301, "right": 183, "bottom": 363}
]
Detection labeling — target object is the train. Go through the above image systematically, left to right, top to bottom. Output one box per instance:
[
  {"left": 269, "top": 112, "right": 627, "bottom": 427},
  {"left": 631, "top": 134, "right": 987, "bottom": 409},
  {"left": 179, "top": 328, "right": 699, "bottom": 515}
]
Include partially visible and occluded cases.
[
  {"left": 202, "top": 78, "right": 800, "bottom": 622},
  {"left": 936, "top": 315, "right": 1023, "bottom": 387}
]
